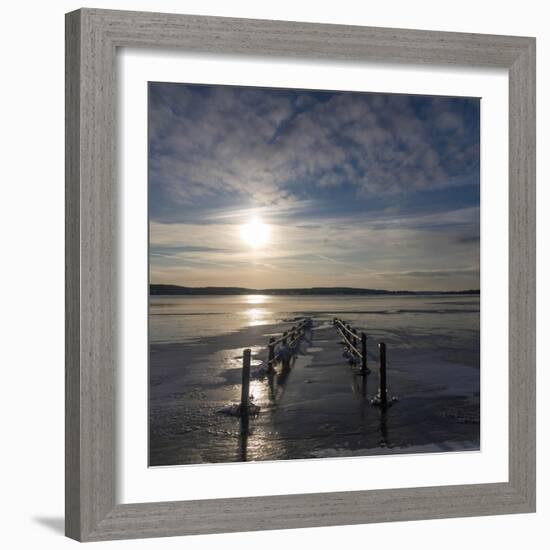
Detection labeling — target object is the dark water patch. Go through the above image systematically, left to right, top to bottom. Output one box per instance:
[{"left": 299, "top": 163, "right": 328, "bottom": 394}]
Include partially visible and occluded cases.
[
  {"left": 432, "top": 301, "right": 480, "bottom": 306},
  {"left": 293, "top": 309, "right": 479, "bottom": 316},
  {"left": 151, "top": 312, "right": 226, "bottom": 316}
]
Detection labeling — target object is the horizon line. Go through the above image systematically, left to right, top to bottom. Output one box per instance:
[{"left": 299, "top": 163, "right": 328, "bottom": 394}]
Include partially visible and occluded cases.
[{"left": 150, "top": 283, "right": 480, "bottom": 294}]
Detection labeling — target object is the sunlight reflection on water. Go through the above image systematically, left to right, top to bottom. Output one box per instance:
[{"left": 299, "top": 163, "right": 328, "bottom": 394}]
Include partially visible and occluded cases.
[
  {"left": 245, "top": 294, "right": 270, "bottom": 305},
  {"left": 242, "top": 295, "right": 273, "bottom": 327},
  {"left": 243, "top": 307, "right": 270, "bottom": 326}
]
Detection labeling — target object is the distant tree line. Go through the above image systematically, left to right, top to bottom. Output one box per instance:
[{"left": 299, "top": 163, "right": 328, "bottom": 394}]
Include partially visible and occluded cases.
[{"left": 150, "top": 284, "right": 480, "bottom": 296}]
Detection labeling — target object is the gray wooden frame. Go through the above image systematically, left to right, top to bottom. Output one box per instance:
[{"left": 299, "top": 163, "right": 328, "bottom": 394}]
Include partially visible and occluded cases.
[{"left": 65, "top": 8, "right": 536, "bottom": 542}]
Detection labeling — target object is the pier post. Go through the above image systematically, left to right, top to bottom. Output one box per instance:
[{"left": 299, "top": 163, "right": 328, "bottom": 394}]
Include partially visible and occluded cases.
[
  {"left": 352, "top": 328, "right": 359, "bottom": 359},
  {"left": 361, "top": 333, "right": 368, "bottom": 374},
  {"left": 267, "top": 337, "right": 275, "bottom": 372},
  {"left": 378, "top": 342, "right": 387, "bottom": 407},
  {"left": 240, "top": 348, "right": 251, "bottom": 415},
  {"left": 282, "top": 352, "right": 291, "bottom": 370}
]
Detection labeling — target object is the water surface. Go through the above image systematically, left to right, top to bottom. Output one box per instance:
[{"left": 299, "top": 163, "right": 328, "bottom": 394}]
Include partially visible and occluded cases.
[{"left": 149, "top": 294, "right": 480, "bottom": 466}]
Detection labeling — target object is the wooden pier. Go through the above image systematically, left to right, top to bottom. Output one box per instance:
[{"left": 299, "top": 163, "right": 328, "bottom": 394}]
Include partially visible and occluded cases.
[
  {"left": 237, "top": 316, "right": 394, "bottom": 416},
  {"left": 239, "top": 317, "right": 311, "bottom": 414},
  {"left": 267, "top": 318, "right": 311, "bottom": 371},
  {"left": 333, "top": 318, "right": 369, "bottom": 375}
]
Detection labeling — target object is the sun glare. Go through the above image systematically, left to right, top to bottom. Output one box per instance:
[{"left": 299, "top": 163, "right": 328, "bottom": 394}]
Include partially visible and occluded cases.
[{"left": 240, "top": 217, "right": 270, "bottom": 249}]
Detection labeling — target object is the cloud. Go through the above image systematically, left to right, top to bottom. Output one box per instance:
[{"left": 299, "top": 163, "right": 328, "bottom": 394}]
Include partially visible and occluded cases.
[
  {"left": 148, "top": 84, "right": 480, "bottom": 223},
  {"left": 151, "top": 245, "right": 228, "bottom": 254},
  {"left": 387, "top": 268, "right": 479, "bottom": 279}
]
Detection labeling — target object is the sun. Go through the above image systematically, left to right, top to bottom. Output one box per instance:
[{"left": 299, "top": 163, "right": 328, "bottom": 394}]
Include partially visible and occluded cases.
[{"left": 240, "top": 216, "right": 270, "bottom": 249}]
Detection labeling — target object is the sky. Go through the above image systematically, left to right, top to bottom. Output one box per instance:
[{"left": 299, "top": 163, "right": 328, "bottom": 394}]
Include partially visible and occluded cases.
[{"left": 149, "top": 82, "right": 480, "bottom": 291}]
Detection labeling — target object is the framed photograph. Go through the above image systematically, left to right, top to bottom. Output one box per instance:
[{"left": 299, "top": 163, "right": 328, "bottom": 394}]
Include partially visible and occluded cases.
[
  {"left": 65, "top": 8, "right": 536, "bottom": 541},
  {"left": 146, "top": 82, "right": 483, "bottom": 467}
]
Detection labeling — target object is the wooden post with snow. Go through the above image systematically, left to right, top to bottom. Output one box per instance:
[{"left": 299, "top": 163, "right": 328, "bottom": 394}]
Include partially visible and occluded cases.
[
  {"left": 361, "top": 332, "right": 368, "bottom": 374},
  {"left": 267, "top": 337, "right": 275, "bottom": 372},
  {"left": 378, "top": 342, "right": 387, "bottom": 407},
  {"left": 240, "top": 348, "right": 251, "bottom": 415}
]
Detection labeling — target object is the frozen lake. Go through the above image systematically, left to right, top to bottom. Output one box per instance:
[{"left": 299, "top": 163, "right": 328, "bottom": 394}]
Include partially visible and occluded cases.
[{"left": 149, "top": 294, "right": 480, "bottom": 466}]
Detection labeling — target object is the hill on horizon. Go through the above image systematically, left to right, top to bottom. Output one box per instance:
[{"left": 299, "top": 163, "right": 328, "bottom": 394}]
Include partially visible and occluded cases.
[{"left": 149, "top": 284, "right": 480, "bottom": 296}]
